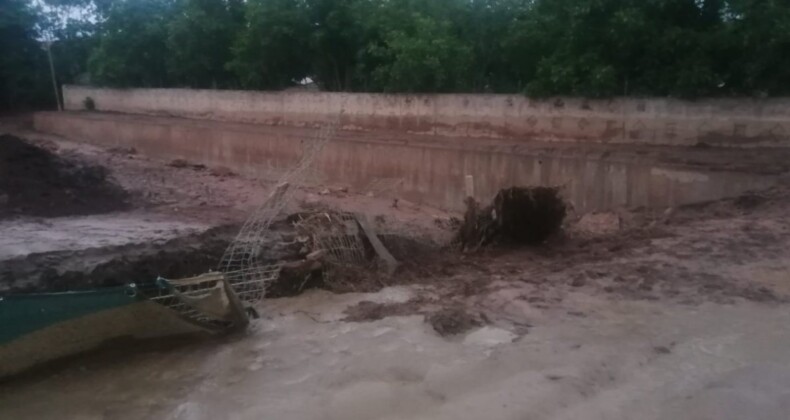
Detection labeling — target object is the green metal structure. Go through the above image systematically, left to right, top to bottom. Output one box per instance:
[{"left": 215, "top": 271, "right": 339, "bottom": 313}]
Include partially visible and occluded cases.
[{"left": 0, "top": 286, "right": 140, "bottom": 345}]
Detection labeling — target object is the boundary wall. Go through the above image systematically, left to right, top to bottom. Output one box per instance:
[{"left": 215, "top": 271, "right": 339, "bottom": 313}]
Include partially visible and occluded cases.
[
  {"left": 63, "top": 85, "right": 790, "bottom": 148},
  {"left": 34, "top": 112, "right": 774, "bottom": 213}
]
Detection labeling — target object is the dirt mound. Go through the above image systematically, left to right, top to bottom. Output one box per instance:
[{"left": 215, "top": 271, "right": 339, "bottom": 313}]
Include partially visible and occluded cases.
[
  {"left": 0, "top": 135, "right": 130, "bottom": 219},
  {"left": 426, "top": 307, "right": 482, "bottom": 336}
]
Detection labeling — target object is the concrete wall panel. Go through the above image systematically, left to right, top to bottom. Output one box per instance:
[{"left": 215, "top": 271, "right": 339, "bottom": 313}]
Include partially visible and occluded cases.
[
  {"left": 64, "top": 86, "right": 790, "bottom": 147},
  {"left": 35, "top": 112, "right": 775, "bottom": 213}
]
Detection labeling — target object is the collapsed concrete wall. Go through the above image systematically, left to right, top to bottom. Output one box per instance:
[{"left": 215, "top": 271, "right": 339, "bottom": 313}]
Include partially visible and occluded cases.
[
  {"left": 64, "top": 85, "right": 790, "bottom": 147},
  {"left": 34, "top": 112, "right": 774, "bottom": 213}
]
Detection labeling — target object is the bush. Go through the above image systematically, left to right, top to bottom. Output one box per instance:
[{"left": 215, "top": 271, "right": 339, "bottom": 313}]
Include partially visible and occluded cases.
[{"left": 83, "top": 96, "right": 95, "bottom": 111}]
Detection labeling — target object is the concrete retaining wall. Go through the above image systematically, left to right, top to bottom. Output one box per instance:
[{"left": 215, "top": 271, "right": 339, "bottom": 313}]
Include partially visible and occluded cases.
[
  {"left": 64, "top": 85, "right": 790, "bottom": 147},
  {"left": 35, "top": 112, "right": 774, "bottom": 213}
]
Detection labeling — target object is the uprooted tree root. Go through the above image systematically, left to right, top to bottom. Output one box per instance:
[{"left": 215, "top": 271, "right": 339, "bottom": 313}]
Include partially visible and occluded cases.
[{"left": 456, "top": 186, "right": 567, "bottom": 250}]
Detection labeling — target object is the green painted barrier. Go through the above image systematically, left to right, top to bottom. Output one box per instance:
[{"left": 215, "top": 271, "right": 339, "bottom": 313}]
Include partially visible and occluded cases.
[{"left": 0, "top": 285, "right": 140, "bottom": 345}]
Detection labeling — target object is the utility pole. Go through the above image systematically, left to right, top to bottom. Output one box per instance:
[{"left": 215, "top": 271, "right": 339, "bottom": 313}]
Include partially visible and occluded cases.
[{"left": 43, "top": 41, "right": 62, "bottom": 111}]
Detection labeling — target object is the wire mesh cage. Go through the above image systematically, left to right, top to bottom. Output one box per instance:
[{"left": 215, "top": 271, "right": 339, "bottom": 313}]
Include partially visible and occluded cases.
[
  {"left": 217, "top": 119, "right": 340, "bottom": 303},
  {"left": 293, "top": 212, "right": 368, "bottom": 266},
  {"left": 144, "top": 281, "right": 233, "bottom": 331}
]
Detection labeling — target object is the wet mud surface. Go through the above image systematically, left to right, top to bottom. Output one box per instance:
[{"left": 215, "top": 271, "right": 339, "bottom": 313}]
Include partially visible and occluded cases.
[
  {"left": 3, "top": 124, "right": 790, "bottom": 419},
  {"left": 0, "top": 225, "right": 235, "bottom": 294}
]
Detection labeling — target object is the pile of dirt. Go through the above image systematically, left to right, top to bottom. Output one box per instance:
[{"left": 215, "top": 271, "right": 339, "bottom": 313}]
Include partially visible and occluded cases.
[
  {"left": 0, "top": 135, "right": 130, "bottom": 219},
  {"left": 457, "top": 187, "right": 566, "bottom": 250},
  {"left": 425, "top": 307, "right": 482, "bottom": 336}
]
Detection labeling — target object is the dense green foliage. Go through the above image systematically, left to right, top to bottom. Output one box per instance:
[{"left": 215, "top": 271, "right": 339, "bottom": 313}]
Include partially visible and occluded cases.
[
  {"left": 1, "top": 0, "right": 50, "bottom": 109},
  {"left": 2, "top": 0, "right": 790, "bottom": 110}
]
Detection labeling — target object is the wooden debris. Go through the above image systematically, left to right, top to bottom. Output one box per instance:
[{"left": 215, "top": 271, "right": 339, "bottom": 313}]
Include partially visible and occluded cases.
[{"left": 355, "top": 213, "right": 399, "bottom": 276}]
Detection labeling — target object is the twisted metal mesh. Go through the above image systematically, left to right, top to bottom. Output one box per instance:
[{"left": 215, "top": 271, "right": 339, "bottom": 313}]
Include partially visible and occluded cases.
[
  {"left": 218, "top": 120, "right": 340, "bottom": 303},
  {"left": 292, "top": 211, "right": 371, "bottom": 291},
  {"left": 294, "top": 212, "right": 368, "bottom": 266},
  {"left": 145, "top": 281, "right": 233, "bottom": 331}
]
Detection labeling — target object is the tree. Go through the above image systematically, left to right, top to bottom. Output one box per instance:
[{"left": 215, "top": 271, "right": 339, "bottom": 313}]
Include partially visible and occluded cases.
[
  {"left": 0, "top": 0, "right": 51, "bottom": 109},
  {"left": 5, "top": 0, "right": 790, "bottom": 102},
  {"left": 38, "top": 0, "right": 101, "bottom": 88},
  {"left": 88, "top": 0, "right": 176, "bottom": 87},
  {"left": 166, "top": 0, "right": 242, "bottom": 88},
  {"left": 228, "top": 0, "right": 312, "bottom": 90},
  {"left": 306, "top": 0, "right": 367, "bottom": 91},
  {"left": 357, "top": 0, "right": 473, "bottom": 92},
  {"left": 461, "top": 0, "right": 528, "bottom": 92},
  {"left": 504, "top": 0, "right": 733, "bottom": 97},
  {"left": 722, "top": 0, "right": 790, "bottom": 95},
  {"left": 368, "top": 15, "right": 472, "bottom": 92}
]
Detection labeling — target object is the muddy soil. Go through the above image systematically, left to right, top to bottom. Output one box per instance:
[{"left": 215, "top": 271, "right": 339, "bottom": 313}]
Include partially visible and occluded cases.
[
  {"left": 4, "top": 122, "right": 790, "bottom": 419},
  {"left": 1, "top": 123, "right": 788, "bottom": 336},
  {"left": 0, "top": 135, "right": 130, "bottom": 219},
  {"left": 0, "top": 214, "right": 428, "bottom": 298},
  {"left": 0, "top": 225, "right": 236, "bottom": 294},
  {"left": 425, "top": 306, "right": 482, "bottom": 336}
]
